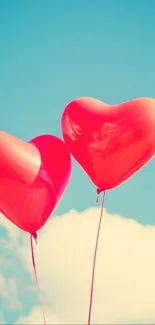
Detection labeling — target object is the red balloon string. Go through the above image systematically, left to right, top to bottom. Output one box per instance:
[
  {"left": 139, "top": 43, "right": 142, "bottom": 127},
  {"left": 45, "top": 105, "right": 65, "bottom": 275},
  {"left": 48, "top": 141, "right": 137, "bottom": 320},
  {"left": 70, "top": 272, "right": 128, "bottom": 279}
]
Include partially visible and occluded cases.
[
  {"left": 87, "top": 190, "right": 106, "bottom": 325},
  {"left": 30, "top": 234, "right": 46, "bottom": 325}
]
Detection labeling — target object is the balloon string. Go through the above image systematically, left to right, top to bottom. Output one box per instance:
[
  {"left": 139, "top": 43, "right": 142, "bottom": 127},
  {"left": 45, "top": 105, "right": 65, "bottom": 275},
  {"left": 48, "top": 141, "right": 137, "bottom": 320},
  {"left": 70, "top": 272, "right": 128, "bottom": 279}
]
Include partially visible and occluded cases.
[
  {"left": 87, "top": 191, "right": 106, "bottom": 325},
  {"left": 30, "top": 234, "right": 46, "bottom": 325}
]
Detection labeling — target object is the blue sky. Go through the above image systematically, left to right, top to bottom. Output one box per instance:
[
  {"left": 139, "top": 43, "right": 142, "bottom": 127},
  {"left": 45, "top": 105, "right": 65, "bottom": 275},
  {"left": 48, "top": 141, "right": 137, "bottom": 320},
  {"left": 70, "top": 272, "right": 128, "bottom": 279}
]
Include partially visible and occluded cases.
[{"left": 0, "top": 0, "right": 155, "bottom": 323}]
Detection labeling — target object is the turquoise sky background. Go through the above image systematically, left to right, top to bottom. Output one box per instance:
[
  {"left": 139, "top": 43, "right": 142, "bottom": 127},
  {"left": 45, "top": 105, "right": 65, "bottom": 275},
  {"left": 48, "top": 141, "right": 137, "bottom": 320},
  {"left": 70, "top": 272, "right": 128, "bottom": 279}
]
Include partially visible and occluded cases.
[{"left": 0, "top": 0, "right": 155, "bottom": 323}]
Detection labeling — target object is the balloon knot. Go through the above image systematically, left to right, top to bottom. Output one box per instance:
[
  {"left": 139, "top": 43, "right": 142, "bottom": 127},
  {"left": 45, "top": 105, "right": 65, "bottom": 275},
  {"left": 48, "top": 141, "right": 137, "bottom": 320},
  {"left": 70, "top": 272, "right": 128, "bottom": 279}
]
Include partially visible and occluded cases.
[
  {"left": 96, "top": 188, "right": 104, "bottom": 195},
  {"left": 31, "top": 232, "right": 37, "bottom": 244}
]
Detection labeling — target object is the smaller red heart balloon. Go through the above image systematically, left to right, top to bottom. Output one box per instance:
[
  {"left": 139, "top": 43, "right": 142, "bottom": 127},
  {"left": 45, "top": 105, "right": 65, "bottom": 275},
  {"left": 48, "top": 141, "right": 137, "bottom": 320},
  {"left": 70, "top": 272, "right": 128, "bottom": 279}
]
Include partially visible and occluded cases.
[
  {"left": 61, "top": 97, "right": 155, "bottom": 190},
  {"left": 0, "top": 132, "right": 71, "bottom": 234}
]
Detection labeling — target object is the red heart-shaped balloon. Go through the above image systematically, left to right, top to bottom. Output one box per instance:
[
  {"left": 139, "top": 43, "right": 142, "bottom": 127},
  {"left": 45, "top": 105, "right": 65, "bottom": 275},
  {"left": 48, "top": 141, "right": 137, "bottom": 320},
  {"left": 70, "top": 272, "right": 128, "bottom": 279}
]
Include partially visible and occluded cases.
[
  {"left": 61, "top": 97, "right": 155, "bottom": 191},
  {"left": 0, "top": 132, "right": 71, "bottom": 234}
]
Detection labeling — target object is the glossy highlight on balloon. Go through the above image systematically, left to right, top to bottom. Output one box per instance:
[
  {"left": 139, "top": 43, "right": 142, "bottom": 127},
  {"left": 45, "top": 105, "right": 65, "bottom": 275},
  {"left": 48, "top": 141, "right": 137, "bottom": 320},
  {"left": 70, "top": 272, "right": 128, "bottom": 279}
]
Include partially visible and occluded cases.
[
  {"left": 61, "top": 97, "right": 155, "bottom": 191},
  {"left": 0, "top": 132, "right": 71, "bottom": 234}
]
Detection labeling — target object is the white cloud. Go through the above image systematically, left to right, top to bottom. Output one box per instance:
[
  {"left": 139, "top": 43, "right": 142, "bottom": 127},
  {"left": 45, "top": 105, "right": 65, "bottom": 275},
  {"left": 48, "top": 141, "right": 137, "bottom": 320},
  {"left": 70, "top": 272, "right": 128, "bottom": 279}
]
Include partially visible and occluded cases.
[
  {"left": 1, "top": 208, "right": 155, "bottom": 324},
  {"left": 0, "top": 214, "right": 20, "bottom": 240},
  {"left": 0, "top": 273, "right": 22, "bottom": 311},
  {"left": 0, "top": 312, "right": 4, "bottom": 324}
]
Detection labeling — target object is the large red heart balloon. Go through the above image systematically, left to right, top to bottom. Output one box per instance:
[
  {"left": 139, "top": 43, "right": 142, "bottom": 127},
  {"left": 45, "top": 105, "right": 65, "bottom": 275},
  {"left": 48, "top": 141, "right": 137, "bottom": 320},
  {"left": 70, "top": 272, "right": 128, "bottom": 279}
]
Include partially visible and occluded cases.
[
  {"left": 61, "top": 97, "right": 155, "bottom": 191},
  {"left": 0, "top": 132, "right": 71, "bottom": 234}
]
